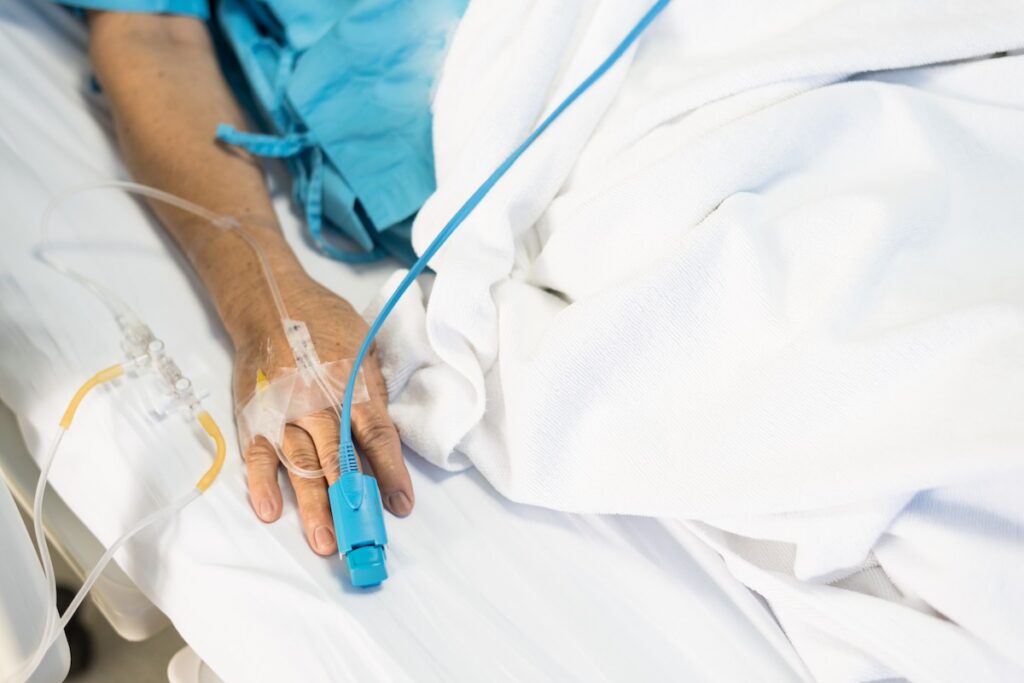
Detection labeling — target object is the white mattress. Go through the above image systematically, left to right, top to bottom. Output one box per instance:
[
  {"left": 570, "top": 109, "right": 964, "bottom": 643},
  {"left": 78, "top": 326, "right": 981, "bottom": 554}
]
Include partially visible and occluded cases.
[{"left": 0, "top": 2, "right": 803, "bottom": 680}]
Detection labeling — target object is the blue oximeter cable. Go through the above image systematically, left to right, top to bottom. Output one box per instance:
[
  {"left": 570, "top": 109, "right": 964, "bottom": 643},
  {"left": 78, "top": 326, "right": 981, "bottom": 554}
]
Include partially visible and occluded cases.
[{"left": 330, "top": 0, "right": 671, "bottom": 587}]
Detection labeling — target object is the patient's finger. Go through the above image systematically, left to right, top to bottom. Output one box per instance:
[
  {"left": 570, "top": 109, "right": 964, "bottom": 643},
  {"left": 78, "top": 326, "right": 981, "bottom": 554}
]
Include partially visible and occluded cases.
[
  {"left": 352, "top": 356, "right": 414, "bottom": 517},
  {"left": 295, "top": 409, "right": 341, "bottom": 485},
  {"left": 282, "top": 423, "right": 337, "bottom": 556},
  {"left": 245, "top": 436, "right": 282, "bottom": 523}
]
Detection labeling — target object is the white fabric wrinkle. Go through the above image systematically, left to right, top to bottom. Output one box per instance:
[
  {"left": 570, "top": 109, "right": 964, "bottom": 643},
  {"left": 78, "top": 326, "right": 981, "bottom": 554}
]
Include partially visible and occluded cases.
[{"left": 376, "top": 2, "right": 1024, "bottom": 678}]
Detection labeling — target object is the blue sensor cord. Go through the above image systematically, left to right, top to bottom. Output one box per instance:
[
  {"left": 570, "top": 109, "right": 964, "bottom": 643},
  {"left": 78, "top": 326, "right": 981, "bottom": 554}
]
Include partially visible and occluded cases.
[
  {"left": 330, "top": 0, "right": 670, "bottom": 587},
  {"left": 339, "top": 0, "right": 670, "bottom": 461}
]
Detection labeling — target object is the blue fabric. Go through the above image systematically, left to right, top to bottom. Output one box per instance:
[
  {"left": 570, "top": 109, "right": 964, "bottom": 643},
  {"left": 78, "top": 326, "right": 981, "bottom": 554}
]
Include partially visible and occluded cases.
[
  {"left": 58, "top": 0, "right": 466, "bottom": 264},
  {"left": 59, "top": 0, "right": 208, "bottom": 19},
  {"left": 214, "top": 0, "right": 376, "bottom": 260},
  {"left": 216, "top": 0, "right": 467, "bottom": 264},
  {"left": 253, "top": 0, "right": 342, "bottom": 51},
  {"left": 287, "top": 0, "right": 467, "bottom": 234}
]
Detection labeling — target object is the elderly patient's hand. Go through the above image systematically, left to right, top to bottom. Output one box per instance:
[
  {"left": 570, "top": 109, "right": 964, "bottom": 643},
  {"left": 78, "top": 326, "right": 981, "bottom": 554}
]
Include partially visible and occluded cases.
[
  {"left": 84, "top": 7, "right": 412, "bottom": 556},
  {"left": 231, "top": 273, "right": 414, "bottom": 556}
]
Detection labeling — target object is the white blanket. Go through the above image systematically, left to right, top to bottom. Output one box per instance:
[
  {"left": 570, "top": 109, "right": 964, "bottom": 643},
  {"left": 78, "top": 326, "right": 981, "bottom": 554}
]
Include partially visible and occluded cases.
[
  {"left": 378, "top": 1, "right": 1024, "bottom": 680},
  {"left": 0, "top": 2, "right": 805, "bottom": 681}
]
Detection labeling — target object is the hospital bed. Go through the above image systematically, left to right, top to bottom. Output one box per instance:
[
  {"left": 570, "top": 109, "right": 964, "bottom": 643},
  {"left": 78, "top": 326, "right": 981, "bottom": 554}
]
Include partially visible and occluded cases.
[{"left": 0, "top": 2, "right": 806, "bottom": 680}]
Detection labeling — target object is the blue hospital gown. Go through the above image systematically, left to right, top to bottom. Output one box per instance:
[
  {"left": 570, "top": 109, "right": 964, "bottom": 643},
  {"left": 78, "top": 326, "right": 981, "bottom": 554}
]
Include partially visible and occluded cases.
[{"left": 61, "top": 0, "right": 468, "bottom": 264}]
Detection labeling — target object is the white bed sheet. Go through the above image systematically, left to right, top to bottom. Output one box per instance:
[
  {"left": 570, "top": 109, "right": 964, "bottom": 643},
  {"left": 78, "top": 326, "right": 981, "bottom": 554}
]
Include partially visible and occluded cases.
[
  {"left": 0, "top": 2, "right": 803, "bottom": 680},
  {"left": 385, "top": 2, "right": 1024, "bottom": 680}
]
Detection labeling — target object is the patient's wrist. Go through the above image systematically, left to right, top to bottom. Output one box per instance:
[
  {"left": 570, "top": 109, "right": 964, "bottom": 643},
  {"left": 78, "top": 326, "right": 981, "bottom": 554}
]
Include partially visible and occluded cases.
[{"left": 190, "top": 221, "right": 309, "bottom": 346}]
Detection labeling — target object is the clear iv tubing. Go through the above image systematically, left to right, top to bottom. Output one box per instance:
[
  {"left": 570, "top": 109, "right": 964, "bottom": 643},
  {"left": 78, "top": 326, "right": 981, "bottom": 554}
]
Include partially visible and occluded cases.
[
  {"left": 337, "top": 0, "right": 672, "bottom": 473},
  {"left": 39, "top": 180, "right": 344, "bottom": 480},
  {"left": 39, "top": 180, "right": 283, "bottom": 336},
  {"left": 14, "top": 181, "right": 353, "bottom": 678},
  {"left": 8, "top": 359, "right": 215, "bottom": 683},
  {"left": 24, "top": 364, "right": 127, "bottom": 683},
  {"left": 21, "top": 429, "right": 67, "bottom": 683},
  {"left": 15, "top": 474, "right": 197, "bottom": 682}
]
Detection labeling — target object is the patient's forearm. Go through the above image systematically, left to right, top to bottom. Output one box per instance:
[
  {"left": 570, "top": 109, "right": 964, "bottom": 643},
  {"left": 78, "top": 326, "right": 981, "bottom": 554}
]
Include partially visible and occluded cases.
[
  {"left": 86, "top": 12, "right": 303, "bottom": 345},
  {"left": 85, "top": 13, "right": 417, "bottom": 538}
]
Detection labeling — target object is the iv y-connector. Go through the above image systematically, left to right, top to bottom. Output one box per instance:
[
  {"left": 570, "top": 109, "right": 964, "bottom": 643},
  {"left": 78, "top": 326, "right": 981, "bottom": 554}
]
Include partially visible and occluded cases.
[{"left": 115, "top": 314, "right": 201, "bottom": 414}]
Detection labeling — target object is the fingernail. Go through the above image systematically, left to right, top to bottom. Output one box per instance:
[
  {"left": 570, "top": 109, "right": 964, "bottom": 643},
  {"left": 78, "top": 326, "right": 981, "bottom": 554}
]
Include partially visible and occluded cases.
[
  {"left": 386, "top": 492, "right": 413, "bottom": 517},
  {"left": 258, "top": 499, "right": 275, "bottom": 521},
  {"left": 314, "top": 525, "right": 336, "bottom": 553}
]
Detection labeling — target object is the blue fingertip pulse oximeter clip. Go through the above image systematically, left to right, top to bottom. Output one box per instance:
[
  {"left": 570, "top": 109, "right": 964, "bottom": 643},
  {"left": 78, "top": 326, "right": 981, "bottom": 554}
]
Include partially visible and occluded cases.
[{"left": 328, "top": 472, "right": 389, "bottom": 588}]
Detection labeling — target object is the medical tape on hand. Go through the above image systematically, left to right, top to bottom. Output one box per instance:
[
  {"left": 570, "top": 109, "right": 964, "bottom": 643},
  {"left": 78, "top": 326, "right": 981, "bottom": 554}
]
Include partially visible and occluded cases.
[{"left": 236, "top": 359, "right": 369, "bottom": 478}]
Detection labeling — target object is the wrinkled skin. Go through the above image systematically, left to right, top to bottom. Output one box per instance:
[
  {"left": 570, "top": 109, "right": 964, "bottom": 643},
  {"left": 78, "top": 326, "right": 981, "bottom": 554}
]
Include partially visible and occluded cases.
[{"left": 233, "top": 276, "right": 414, "bottom": 556}]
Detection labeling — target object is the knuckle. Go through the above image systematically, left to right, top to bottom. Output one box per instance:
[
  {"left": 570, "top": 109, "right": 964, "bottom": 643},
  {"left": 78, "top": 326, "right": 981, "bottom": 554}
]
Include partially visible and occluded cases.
[
  {"left": 307, "top": 408, "right": 339, "bottom": 429},
  {"left": 304, "top": 416, "right": 341, "bottom": 452},
  {"left": 358, "top": 418, "right": 398, "bottom": 452},
  {"left": 283, "top": 426, "right": 322, "bottom": 471},
  {"left": 245, "top": 439, "right": 277, "bottom": 468},
  {"left": 287, "top": 446, "right": 320, "bottom": 472}
]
